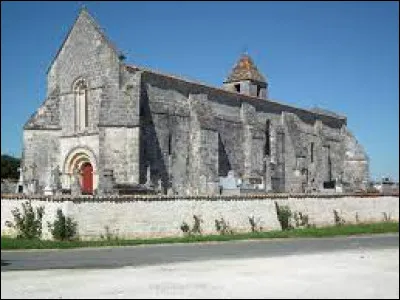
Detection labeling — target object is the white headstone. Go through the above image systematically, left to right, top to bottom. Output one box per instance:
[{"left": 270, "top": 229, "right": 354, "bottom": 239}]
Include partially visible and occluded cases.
[
  {"left": 145, "top": 165, "right": 151, "bottom": 187},
  {"left": 43, "top": 185, "right": 53, "bottom": 196}
]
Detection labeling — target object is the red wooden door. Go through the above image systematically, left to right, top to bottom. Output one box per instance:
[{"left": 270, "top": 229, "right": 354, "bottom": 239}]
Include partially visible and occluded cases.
[{"left": 81, "top": 162, "right": 93, "bottom": 194}]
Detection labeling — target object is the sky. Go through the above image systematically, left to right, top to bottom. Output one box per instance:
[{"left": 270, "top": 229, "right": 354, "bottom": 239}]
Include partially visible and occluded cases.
[{"left": 1, "top": 1, "right": 399, "bottom": 181}]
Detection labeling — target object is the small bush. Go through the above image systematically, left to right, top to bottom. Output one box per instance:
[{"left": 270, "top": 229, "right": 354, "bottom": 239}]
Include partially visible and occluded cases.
[
  {"left": 8, "top": 201, "right": 45, "bottom": 239},
  {"left": 274, "top": 202, "right": 293, "bottom": 231},
  {"left": 48, "top": 209, "right": 78, "bottom": 241},
  {"left": 333, "top": 209, "right": 345, "bottom": 226},
  {"left": 293, "top": 211, "right": 311, "bottom": 228},
  {"left": 355, "top": 212, "right": 360, "bottom": 224},
  {"left": 382, "top": 212, "right": 391, "bottom": 222},
  {"left": 179, "top": 215, "right": 203, "bottom": 236},
  {"left": 192, "top": 215, "right": 202, "bottom": 235},
  {"left": 248, "top": 216, "right": 262, "bottom": 233},
  {"left": 215, "top": 217, "right": 233, "bottom": 235},
  {"left": 180, "top": 222, "right": 190, "bottom": 235},
  {"left": 100, "top": 225, "right": 118, "bottom": 241}
]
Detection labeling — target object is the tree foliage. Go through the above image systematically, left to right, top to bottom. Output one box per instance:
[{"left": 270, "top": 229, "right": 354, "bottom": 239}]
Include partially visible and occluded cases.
[
  {"left": 1, "top": 154, "right": 20, "bottom": 179},
  {"left": 8, "top": 201, "right": 44, "bottom": 239},
  {"left": 48, "top": 209, "right": 78, "bottom": 241}
]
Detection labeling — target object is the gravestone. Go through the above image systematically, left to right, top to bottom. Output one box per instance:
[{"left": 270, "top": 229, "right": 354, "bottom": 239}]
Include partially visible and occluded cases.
[
  {"left": 51, "top": 165, "right": 62, "bottom": 193},
  {"left": 145, "top": 165, "right": 152, "bottom": 188},
  {"left": 15, "top": 167, "right": 24, "bottom": 194},
  {"left": 43, "top": 167, "right": 54, "bottom": 195},
  {"left": 71, "top": 168, "right": 82, "bottom": 196},
  {"left": 99, "top": 169, "right": 115, "bottom": 195},
  {"left": 219, "top": 170, "right": 240, "bottom": 195},
  {"left": 157, "top": 178, "right": 163, "bottom": 195}
]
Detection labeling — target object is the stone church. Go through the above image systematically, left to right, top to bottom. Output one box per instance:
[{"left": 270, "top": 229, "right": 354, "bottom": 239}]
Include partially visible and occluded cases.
[{"left": 21, "top": 8, "right": 369, "bottom": 196}]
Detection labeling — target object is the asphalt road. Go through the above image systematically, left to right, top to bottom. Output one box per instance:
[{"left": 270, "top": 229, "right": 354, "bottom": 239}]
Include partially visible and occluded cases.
[{"left": 1, "top": 233, "right": 398, "bottom": 271}]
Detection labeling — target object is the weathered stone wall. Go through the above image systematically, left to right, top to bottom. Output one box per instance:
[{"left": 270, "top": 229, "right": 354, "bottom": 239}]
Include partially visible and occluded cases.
[
  {"left": 139, "top": 70, "right": 359, "bottom": 195},
  {"left": 281, "top": 113, "right": 347, "bottom": 193},
  {"left": 101, "top": 127, "right": 140, "bottom": 184},
  {"left": 342, "top": 127, "right": 369, "bottom": 190},
  {"left": 22, "top": 130, "right": 60, "bottom": 193},
  {"left": 0, "top": 180, "right": 18, "bottom": 194},
  {"left": 1, "top": 195, "right": 398, "bottom": 240}
]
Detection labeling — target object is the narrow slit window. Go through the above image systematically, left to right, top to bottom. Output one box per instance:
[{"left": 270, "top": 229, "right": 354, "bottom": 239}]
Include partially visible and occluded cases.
[
  {"left": 265, "top": 120, "right": 270, "bottom": 156},
  {"left": 168, "top": 133, "right": 172, "bottom": 155},
  {"left": 311, "top": 142, "right": 314, "bottom": 163}
]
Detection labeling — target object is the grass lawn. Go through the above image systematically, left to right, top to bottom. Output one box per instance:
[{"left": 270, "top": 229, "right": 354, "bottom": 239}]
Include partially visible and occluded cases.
[{"left": 1, "top": 222, "right": 398, "bottom": 250}]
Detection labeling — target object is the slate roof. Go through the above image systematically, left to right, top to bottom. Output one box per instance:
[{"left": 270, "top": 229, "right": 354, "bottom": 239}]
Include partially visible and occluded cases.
[{"left": 224, "top": 54, "right": 267, "bottom": 84}]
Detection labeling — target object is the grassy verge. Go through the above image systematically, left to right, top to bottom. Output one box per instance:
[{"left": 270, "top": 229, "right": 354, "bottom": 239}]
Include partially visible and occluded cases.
[{"left": 1, "top": 222, "right": 398, "bottom": 250}]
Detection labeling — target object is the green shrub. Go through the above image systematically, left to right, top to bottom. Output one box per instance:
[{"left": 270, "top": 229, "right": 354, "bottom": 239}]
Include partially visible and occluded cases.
[
  {"left": 1, "top": 154, "right": 20, "bottom": 179},
  {"left": 8, "top": 201, "right": 44, "bottom": 239},
  {"left": 274, "top": 201, "right": 293, "bottom": 231},
  {"left": 48, "top": 209, "right": 78, "bottom": 241},
  {"left": 333, "top": 209, "right": 345, "bottom": 226},
  {"left": 293, "top": 211, "right": 311, "bottom": 228},
  {"left": 382, "top": 212, "right": 391, "bottom": 222},
  {"left": 179, "top": 215, "right": 203, "bottom": 236},
  {"left": 192, "top": 215, "right": 202, "bottom": 235},
  {"left": 248, "top": 216, "right": 262, "bottom": 232},
  {"left": 215, "top": 217, "right": 233, "bottom": 235},
  {"left": 180, "top": 222, "right": 190, "bottom": 235},
  {"left": 100, "top": 225, "right": 119, "bottom": 241}
]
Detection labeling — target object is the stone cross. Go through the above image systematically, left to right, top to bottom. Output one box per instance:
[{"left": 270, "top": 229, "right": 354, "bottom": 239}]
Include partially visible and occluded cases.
[
  {"left": 51, "top": 165, "right": 62, "bottom": 191},
  {"left": 145, "top": 165, "right": 152, "bottom": 187},
  {"left": 15, "top": 167, "right": 24, "bottom": 194},
  {"left": 17, "top": 167, "right": 23, "bottom": 182},
  {"left": 71, "top": 167, "right": 82, "bottom": 196},
  {"left": 157, "top": 178, "right": 163, "bottom": 194}
]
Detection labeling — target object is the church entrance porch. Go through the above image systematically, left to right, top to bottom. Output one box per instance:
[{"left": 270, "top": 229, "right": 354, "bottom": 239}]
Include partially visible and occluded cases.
[{"left": 62, "top": 147, "right": 98, "bottom": 195}]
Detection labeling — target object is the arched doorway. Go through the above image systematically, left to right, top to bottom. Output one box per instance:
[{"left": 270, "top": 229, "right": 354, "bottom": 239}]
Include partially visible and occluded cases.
[
  {"left": 63, "top": 147, "right": 97, "bottom": 195},
  {"left": 81, "top": 162, "right": 93, "bottom": 194}
]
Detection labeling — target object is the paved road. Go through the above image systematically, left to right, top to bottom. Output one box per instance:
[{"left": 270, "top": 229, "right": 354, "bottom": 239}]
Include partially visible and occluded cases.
[{"left": 1, "top": 233, "right": 398, "bottom": 271}]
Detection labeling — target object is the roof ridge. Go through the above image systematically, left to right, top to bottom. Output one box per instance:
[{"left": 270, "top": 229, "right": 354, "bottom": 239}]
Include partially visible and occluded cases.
[{"left": 125, "top": 64, "right": 346, "bottom": 121}]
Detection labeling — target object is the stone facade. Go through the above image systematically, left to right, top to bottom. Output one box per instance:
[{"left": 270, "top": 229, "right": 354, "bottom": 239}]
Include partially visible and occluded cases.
[{"left": 21, "top": 8, "right": 369, "bottom": 196}]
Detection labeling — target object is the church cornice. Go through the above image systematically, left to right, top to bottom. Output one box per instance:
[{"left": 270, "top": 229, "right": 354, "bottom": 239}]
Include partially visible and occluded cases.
[{"left": 23, "top": 126, "right": 61, "bottom": 131}]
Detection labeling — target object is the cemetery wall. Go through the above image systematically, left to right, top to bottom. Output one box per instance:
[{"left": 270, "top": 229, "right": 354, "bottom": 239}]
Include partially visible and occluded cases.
[{"left": 1, "top": 194, "right": 398, "bottom": 240}]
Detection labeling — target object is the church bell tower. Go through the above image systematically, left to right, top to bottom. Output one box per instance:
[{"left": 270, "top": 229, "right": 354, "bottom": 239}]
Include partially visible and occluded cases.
[{"left": 223, "top": 53, "right": 268, "bottom": 99}]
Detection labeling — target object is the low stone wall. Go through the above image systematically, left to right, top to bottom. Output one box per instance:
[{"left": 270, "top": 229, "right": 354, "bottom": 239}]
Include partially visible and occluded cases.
[
  {"left": 1, "top": 180, "right": 18, "bottom": 194},
  {"left": 1, "top": 194, "right": 398, "bottom": 240}
]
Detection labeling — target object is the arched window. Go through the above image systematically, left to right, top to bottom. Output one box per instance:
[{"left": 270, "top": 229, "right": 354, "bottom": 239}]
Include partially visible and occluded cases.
[{"left": 73, "top": 78, "right": 88, "bottom": 131}]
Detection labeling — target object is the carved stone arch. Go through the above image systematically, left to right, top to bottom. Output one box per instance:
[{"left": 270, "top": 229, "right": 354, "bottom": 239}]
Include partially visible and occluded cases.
[
  {"left": 71, "top": 76, "right": 90, "bottom": 91},
  {"left": 63, "top": 146, "right": 98, "bottom": 193}
]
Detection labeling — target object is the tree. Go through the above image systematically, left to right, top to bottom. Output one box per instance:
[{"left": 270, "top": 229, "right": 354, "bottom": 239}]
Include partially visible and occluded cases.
[{"left": 1, "top": 154, "right": 21, "bottom": 179}]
